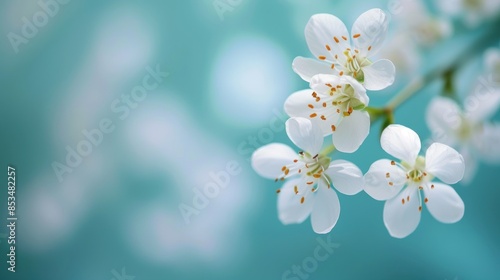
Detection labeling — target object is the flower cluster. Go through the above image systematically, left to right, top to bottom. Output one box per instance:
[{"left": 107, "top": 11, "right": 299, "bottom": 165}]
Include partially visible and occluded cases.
[
  {"left": 251, "top": 8, "right": 475, "bottom": 238},
  {"left": 288, "top": 9, "right": 395, "bottom": 153},
  {"left": 426, "top": 45, "right": 500, "bottom": 183}
]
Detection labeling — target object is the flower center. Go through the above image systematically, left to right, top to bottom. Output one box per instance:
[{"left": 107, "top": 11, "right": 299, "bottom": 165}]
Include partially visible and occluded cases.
[
  {"left": 342, "top": 49, "right": 370, "bottom": 83},
  {"left": 307, "top": 84, "right": 365, "bottom": 131},
  {"left": 331, "top": 85, "right": 365, "bottom": 115},
  {"left": 456, "top": 116, "right": 477, "bottom": 142},
  {"left": 276, "top": 152, "right": 330, "bottom": 183},
  {"left": 276, "top": 153, "right": 331, "bottom": 203},
  {"left": 401, "top": 156, "right": 428, "bottom": 183}
]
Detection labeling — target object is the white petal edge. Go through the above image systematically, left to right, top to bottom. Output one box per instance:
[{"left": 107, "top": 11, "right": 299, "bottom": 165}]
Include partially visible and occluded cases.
[
  {"left": 351, "top": 8, "right": 389, "bottom": 57},
  {"left": 305, "top": 14, "right": 350, "bottom": 63},
  {"left": 293, "top": 57, "right": 334, "bottom": 82},
  {"left": 362, "top": 59, "right": 395, "bottom": 91},
  {"left": 310, "top": 74, "right": 342, "bottom": 93},
  {"left": 284, "top": 89, "right": 315, "bottom": 118},
  {"left": 285, "top": 89, "right": 341, "bottom": 137},
  {"left": 332, "top": 110, "right": 370, "bottom": 153},
  {"left": 286, "top": 117, "right": 324, "bottom": 155},
  {"left": 381, "top": 124, "right": 421, "bottom": 163},
  {"left": 425, "top": 142, "right": 464, "bottom": 184},
  {"left": 251, "top": 143, "right": 297, "bottom": 179},
  {"left": 459, "top": 146, "right": 478, "bottom": 185},
  {"left": 364, "top": 159, "right": 407, "bottom": 201},
  {"left": 325, "top": 160, "right": 364, "bottom": 195},
  {"left": 278, "top": 178, "right": 314, "bottom": 225},
  {"left": 310, "top": 179, "right": 340, "bottom": 234},
  {"left": 423, "top": 182, "right": 464, "bottom": 223},
  {"left": 383, "top": 186, "right": 421, "bottom": 238}
]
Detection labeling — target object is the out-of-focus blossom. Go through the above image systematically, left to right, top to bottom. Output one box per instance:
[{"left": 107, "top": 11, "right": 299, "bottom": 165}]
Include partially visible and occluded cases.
[
  {"left": 381, "top": 0, "right": 451, "bottom": 76},
  {"left": 392, "top": 0, "right": 452, "bottom": 47},
  {"left": 436, "top": 0, "right": 500, "bottom": 27},
  {"left": 378, "top": 33, "right": 420, "bottom": 77},
  {"left": 484, "top": 45, "right": 500, "bottom": 83},
  {"left": 426, "top": 91, "right": 500, "bottom": 183},
  {"left": 364, "top": 125, "right": 465, "bottom": 238}
]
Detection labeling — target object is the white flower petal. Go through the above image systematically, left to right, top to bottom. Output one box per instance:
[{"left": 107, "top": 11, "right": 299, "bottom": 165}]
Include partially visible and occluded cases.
[
  {"left": 351, "top": 8, "right": 389, "bottom": 57},
  {"left": 305, "top": 14, "right": 350, "bottom": 62},
  {"left": 484, "top": 47, "right": 500, "bottom": 76},
  {"left": 292, "top": 57, "right": 334, "bottom": 82},
  {"left": 362, "top": 59, "right": 395, "bottom": 91},
  {"left": 310, "top": 74, "right": 342, "bottom": 93},
  {"left": 310, "top": 75, "right": 369, "bottom": 106},
  {"left": 342, "top": 75, "right": 369, "bottom": 106},
  {"left": 464, "top": 78, "right": 500, "bottom": 123},
  {"left": 284, "top": 89, "right": 315, "bottom": 118},
  {"left": 285, "top": 90, "right": 341, "bottom": 137},
  {"left": 425, "top": 96, "right": 462, "bottom": 147},
  {"left": 332, "top": 110, "right": 370, "bottom": 153},
  {"left": 286, "top": 117, "right": 324, "bottom": 155},
  {"left": 473, "top": 122, "right": 500, "bottom": 163},
  {"left": 381, "top": 124, "right": 421, "bottom": 163},
  {"left": 425, "top": 142, "right": 464, "bottom": 184},
  {"left": 251, "top": 143, "right": 297, "bottom": 179},
  {"left": 364, "top": 159, "right": 407, "bottom": 201},
  {"left": 325, "top": 160, "right": 364, "bottom": 195},
  {"left": 278, "top": 178, "right": 314, "bottom": 225},
  {"left": 310, "top": 180, "right": 340, "bottom": 234},
  {"left": 423, "top": 182, "right": 464, "bottom": 223},
  {"left": 383, "top": 186, "right": 421, "bottom": 238}
]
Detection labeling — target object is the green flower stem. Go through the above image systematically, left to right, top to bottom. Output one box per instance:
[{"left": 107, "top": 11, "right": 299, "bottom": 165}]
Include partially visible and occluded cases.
[
  {"left": 385, "top": 77, "right": 425, "bottom": 111},
  {"left": 365, "top": 106, "right": 387, "bottom": 123},
  {"left": 321, "top": 144, "right": 336, "bottom": 156}
]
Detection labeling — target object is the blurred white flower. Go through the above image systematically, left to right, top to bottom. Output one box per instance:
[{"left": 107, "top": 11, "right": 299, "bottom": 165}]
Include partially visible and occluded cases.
[
  {"left": 380, "top": 0, "right": 451, "bottom": 76},
  {"left": 393, "top": 0, "right": 452, "bottom": 47},
  {"left": 437, "top": 0, "right": 500, "bottom": 27},
  {"left": 293, "top": 9, "right": 396, "bottom": 91},
  {"left": 378, "top": 33, "right": 420, "bottom": 75},
  {"left": 484, "top": 45, "right": 500, "bottom": 83},
  {"left": 284, "top": 74, "right": 370, "bottom": 153},
  {"left": 426, "top": 92, "right": 500, "bottom": 183},
  {"left": 251, "top": 117, "right": 364, "bottom": 234},
  {"left": 364, "top": 124, "right": 465, "bottom": 238}
]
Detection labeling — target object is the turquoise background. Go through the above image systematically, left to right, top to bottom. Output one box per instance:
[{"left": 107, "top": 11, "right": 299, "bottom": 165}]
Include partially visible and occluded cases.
[{"left": 1, "top": 0, "right": 499, "bottom": 279}]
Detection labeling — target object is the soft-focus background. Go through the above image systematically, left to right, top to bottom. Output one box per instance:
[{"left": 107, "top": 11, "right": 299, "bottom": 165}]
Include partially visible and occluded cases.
[{"left": 1, "top": 0, "right": 500, "bottom": 279}]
